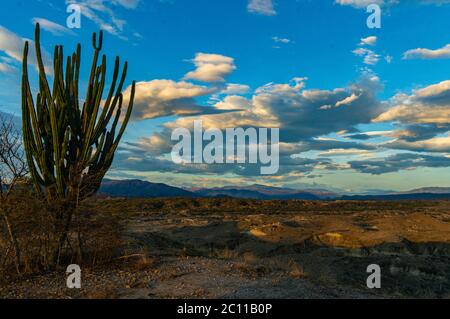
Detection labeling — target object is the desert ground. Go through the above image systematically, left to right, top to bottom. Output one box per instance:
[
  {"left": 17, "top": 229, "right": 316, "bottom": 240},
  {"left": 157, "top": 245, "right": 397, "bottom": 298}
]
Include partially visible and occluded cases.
[{"left": 1, "top": 198, "right": 450, "bottom": 299}]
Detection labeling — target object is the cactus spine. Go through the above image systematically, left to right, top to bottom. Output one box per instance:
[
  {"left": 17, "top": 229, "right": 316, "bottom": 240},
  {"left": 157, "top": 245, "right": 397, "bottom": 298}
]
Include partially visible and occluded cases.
[{"left": 21, "top": 23, "right": 136, "bottom": 202}]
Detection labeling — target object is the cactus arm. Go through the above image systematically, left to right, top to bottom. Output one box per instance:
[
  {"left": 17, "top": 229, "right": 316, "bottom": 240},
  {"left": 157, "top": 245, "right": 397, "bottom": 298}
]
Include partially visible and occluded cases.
[
  {"left": 22, "top": 23, "right": 135, "bottom": 202},
  {"left": 33, "top": 24, "right": 65, "bottom": 197},
  {"left": 82, "top": 31, "right": 103, "bottom": 133},
  {"left": 21, "top": 42, "right": 44, "bottom": 194},
  {"left": 84, "top": 56, "right": 107, "bottom": 160},
  {"left": 92, "top": 57, "right": 120, "bottom": 141}
]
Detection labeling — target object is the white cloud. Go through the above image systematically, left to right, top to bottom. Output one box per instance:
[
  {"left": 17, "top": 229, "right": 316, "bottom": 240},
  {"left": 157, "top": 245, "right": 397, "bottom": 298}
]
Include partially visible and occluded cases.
[
  {"left": 65, "top": 0, "right": 140, "bottom": 39},
  {"left": 113, "top": 0, "right": 140, "bottom": 9},
  {"left": 248, "top": 0, "right": 277, "bottom": 16},
  {"left": 335, "top": 0, "right": 385, "bottom": 8},
  {"left": 337, "top": 0, "right": 450, "bottom": 9},
  {"left": 416, "top": 0, "right": 450, "bottom": 5},
  {"left": 31, "top": 18, "right": 76, "bottom": 36},
  {"left": 0, "top": 25, "right": 52, "bottom": 74},
  {"left": 272, "top": 36, "right": 291, "bottom": 44},
  {"left": 360, "top": 36, "right": 377, "bottom": 46},
  {"left": 403, "top": 44, "right": 450, "bottom": 60},
  {"left": 353, "top": 47, "right": 380, "bottom": 65},
  {"left": 184, "top": 53, "right": 236, "bottom": 83},
  {"left": 385, "top": 55, "right": 393, "bottom": 63},
  {"left": 0, "top": 62, "right": 16, "bottom": 74},
  {"left": 140, "top": 74, "right": 384, "bottom": 157},
  {"left": 122, "top": 79, "right": 225, "bottom": 120},
  {"left": 374, "top": 80, "right": 450, "bottom": 125},
  {"left": 415, "top": 80, "right": 450, "bottom": 99},
  {"left": 220, "top": 83, "right": 251, "bottom": 95},
  {"left": 335, "top": 93, "right": 360, "bottom": 107},
  {"left": 215, "top": 95, "right": 252, "bottom": 110},
  {"left": 376, "top": 104, "right": 450, "bottom": 125},
  {"left": 384, "top": 135, "right": 450, "bottom": 153},
  {"left": 319, "top": 149, "right": 374, "bottom": 157},
  {"left": 349, "top": 153, "right": 450, "bottom": 175}
]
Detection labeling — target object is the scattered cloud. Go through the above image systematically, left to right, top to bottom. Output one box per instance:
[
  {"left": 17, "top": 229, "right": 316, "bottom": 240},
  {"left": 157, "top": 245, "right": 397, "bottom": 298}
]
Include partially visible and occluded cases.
[
  {"left": 65, "top": 0, "right": 140, "bottom": 39},
  {"left": 248, "top": 0, "right": 277, "bottom": 16},
  {"left": 335, "top": 0, "right": 385, "bottom": 9},
  {"left": 335, "top": 0, "right": 450, "bottom": 9},
  {"left": 417, "top": 0, "right": 450, "bottom": 5},
  {"left": 31, "top": 18, "right": 76, "bottom": 36},
  {"left": 0, "top": 24, "right": 52, "bottom": 74},
  {"left": 272, "top": 36, "right": 291, "bottom": 44},
  {"left": 353, "top": 36, "right": 382, "bottom": 66},
  {"left": 360, "top": 36, "right": 377, "bottom": 46},
  {"left": 403, "top": 44, "right": 450, "bottom": 60},
  {"left": 353, "top": 47, "right": 381, "bottom": 65},
  {"left": 184, "top": 53, "right": 236, "bottom": 83},
  {"left": 385, "top": 55, "right": 393, "bottom": 63},
  {"left": 0, "top": 62, "right": 16, "bottom": 74},
  {"left": 116, "top": 71, "right": 450, "bottom": 179},
  {"left": 121, "top": 74, "right": 384, "bottom": 179},
  {"left": 122, "top": 79, "right": 228, "bottom": 121},
  {"left": 374, "top": 80, "right": 450, "bottom": 125},
  {"left": 374, "top": 80, "right": 450, "bottom": 155},
  {"left": 220, "top": 83, "right": 251, "bottom": 95},
  {"left": 335, "top": 93, "right": 361, "bottom": 107},
  {"left": 215, "top": 95, "right": 252, "bottom": 110},
  {"left": 390, "top": 124, "right": 450, "bottom": 142},
  {"left": 346, "top": 130, "right": 393, "bottom": 140},
  {"left": 384, "top": 135, "right": 450, "bottom": 153},
  {"left": 293, "top": 139, "right": 377, "bottom": 152},
  {"left": 318, "top": 149, "right": 374, "bottom": 157},
  {"left": 349, "top": 153, "right": 450, "bottom": 174}
]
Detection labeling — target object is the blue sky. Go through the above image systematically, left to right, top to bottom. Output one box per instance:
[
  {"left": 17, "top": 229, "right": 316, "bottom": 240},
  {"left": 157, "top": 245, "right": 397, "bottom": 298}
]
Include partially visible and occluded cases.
[{"left": 1, "top": 0, "right": 450, "bottom": 192}]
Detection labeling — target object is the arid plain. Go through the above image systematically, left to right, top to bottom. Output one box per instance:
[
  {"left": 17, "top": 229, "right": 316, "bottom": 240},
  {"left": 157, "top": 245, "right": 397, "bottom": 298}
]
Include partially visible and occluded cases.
[{"left": 1, "top": 198, "right": 449, "bottom": 299}]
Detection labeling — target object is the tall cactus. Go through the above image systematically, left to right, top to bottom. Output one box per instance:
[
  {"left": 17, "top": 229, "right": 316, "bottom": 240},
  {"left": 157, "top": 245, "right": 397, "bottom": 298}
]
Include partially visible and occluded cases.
[{"left": 21, "top": 23, "right": 136, "bottom": 202}]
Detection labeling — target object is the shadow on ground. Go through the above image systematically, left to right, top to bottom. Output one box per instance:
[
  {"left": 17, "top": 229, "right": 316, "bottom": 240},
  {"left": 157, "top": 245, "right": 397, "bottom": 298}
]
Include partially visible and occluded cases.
[{"left": 124, "top": 210, "right": 450, "bottom": 298}]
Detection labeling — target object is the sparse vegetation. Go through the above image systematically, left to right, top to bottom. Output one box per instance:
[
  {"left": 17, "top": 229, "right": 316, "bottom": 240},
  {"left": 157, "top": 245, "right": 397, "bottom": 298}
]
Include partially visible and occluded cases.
[
  {"left": 18, "top": 23, "right": 136, "bottom": 267},
  {"left": 0, "top": 113, "right": 29, "bottom": 275},
  {"left": 0, "top": 190, "right": 124, "bottom": 278},
  {"left": 2, "top": 197, "right": 449, "bottom": 299}
]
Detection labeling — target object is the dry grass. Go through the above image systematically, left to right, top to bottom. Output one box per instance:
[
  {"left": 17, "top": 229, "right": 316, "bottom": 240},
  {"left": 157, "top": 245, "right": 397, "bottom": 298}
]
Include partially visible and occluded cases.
[
  {"left": 0, "top": 190, "right": 125, "bottom": 279},
  {"left": 79, "top": 196, "right": 442, "bottom": 217},
  {"left": 2, "top": 197, "right": 449, "bottom": 298},
  {"left": 119, "top": 253, "right": 157, "bottom": 271},
  {"left": 288, "top": 260, "right": 307, "bottom": 278},
  {"left": 85, "top": 286, "right": 119, "bottom": 299}
]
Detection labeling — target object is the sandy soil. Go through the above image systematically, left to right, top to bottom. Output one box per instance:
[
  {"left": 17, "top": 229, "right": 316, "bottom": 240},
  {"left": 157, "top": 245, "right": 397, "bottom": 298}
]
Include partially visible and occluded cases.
[{"left": 1, "top": 199, "right": 449, "bottom": 299}]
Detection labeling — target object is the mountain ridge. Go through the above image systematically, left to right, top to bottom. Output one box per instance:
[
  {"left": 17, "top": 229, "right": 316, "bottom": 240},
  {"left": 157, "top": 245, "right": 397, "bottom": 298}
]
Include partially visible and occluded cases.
[{"left": 99, "top": 179, "right": 450, "bottom": 200}]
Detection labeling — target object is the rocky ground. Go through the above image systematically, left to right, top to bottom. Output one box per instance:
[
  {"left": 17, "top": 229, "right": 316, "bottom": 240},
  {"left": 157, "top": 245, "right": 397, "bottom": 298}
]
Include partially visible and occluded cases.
[{"left": 1, "top": 199, "right": 450, "bottom": 299}]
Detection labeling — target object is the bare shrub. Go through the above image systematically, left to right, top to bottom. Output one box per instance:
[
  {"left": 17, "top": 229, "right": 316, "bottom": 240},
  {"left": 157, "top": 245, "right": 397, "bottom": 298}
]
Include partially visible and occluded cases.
[
  {"left": 0, "top": 113, "right": 28, "bottom": 275},
  {"left": 0, "top": 191, "right": 124, "bottom": 279}
]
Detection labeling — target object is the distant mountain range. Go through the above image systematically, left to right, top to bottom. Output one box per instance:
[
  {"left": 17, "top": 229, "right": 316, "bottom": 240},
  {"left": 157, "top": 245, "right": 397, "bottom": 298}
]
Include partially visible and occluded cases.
[
  {"left": 99, "top": 179, "right": 450, "bottom": 200},
  {"left": 100, "top": 179, "right": 195, "bottom": 198},
  {"left": 189, "top": 184, "right": 337, "bottom": 200},
  {"left": 399, "top": 187, "right": 450, "bottom": 194},
  {"left": 339, "top": 193, "right": 450, "bottom": 201}
]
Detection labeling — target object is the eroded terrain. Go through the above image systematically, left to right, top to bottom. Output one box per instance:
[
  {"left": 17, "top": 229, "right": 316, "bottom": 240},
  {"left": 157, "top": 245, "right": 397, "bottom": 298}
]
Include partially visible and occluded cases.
[{"left": 1, "top": 199, "right": 450, "bottom": 299}]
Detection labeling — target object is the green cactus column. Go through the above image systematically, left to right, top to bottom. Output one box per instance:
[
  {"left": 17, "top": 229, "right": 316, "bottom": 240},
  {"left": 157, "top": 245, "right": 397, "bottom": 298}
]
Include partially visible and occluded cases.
[
  {"left": 21, "top": 23, "right": 136, "bottom": 264},
  {"left": 22, "top": 23, "right": 136, "bottom": 202}
]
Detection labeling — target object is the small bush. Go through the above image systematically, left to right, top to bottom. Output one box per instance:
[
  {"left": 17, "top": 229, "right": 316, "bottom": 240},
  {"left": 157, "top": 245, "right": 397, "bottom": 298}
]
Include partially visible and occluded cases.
[{"left": 0, "top": 189, "right": 124, "bottom": 279}]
